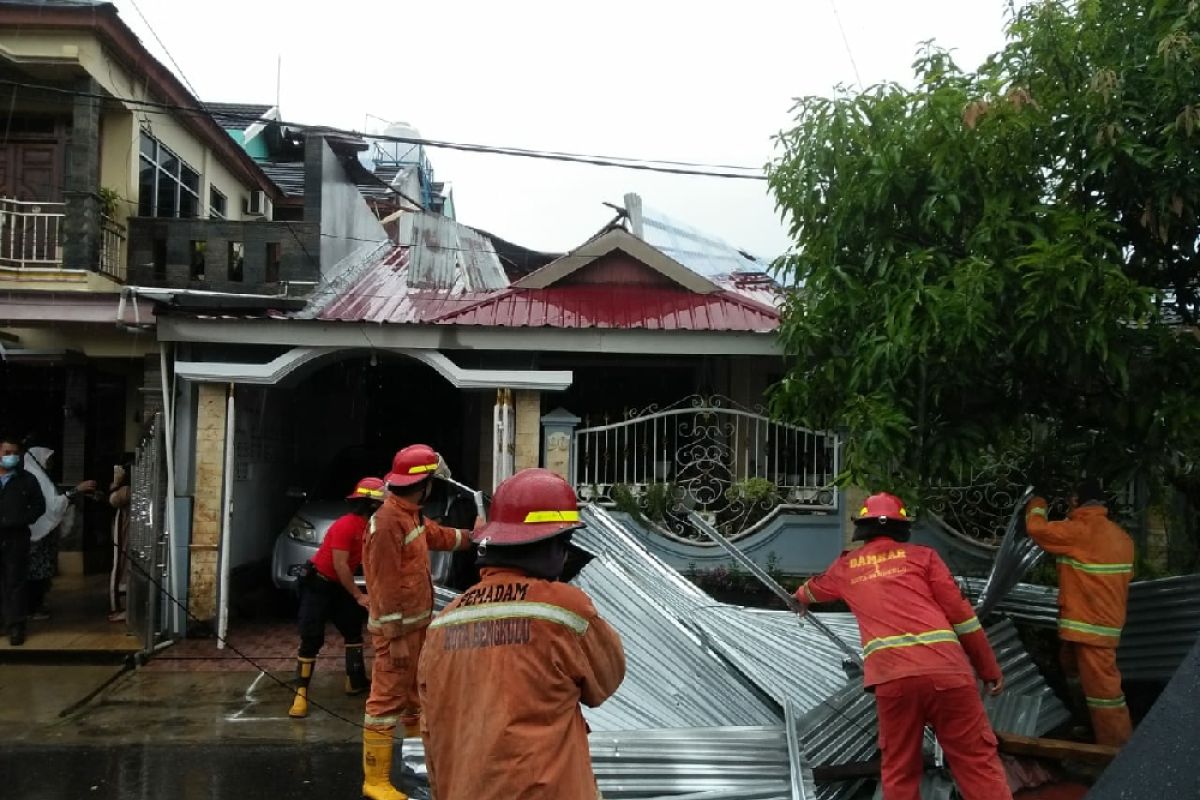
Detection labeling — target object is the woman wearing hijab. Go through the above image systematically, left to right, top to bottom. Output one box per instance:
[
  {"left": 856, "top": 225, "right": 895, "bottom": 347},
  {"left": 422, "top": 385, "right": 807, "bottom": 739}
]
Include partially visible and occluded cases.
[{"left": 23, "top": 447, "right": 96, "bottom": 620}]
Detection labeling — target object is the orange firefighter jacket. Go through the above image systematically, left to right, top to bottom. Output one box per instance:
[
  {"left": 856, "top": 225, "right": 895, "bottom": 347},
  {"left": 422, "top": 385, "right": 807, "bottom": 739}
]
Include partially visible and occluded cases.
[
  {"left": 362, "top": 493, "right": 470, "bottom": 642},
  {"left": 1026, "top": 500, "right": 1134, "bottom": 648},
  {"left": 797, "top": 536, "right": 1002, "bottom": 688},
  {"left": 418, "top": 566, "right": 626, "bottom": 800}
]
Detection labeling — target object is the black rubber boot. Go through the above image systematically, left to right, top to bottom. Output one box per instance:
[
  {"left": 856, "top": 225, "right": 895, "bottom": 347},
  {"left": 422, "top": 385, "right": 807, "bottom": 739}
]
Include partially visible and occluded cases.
[{"left": 345, "top": 643, "right": 370, "bottom": 695}]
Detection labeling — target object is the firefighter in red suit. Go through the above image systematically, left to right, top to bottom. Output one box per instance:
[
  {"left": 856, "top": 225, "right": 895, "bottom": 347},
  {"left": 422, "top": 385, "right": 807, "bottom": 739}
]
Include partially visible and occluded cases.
[
  {"left": 360, "top": 444, "right": 478, "bottom": 800},
  {"left": 288, "top": 476, "right": 385, "bottom": 719},
  {"left": 795, "top": 493, "right": 1012, "bottom": 800}
]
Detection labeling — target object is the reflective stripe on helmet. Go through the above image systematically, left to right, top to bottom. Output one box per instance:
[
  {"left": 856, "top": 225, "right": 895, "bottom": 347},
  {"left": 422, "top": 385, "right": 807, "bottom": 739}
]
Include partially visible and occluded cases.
[
  {"left": 408, "top": 463, "right": 439, "bottom": 475},
  {"left": 355, "top": 487, "right": 384, "bottom": 499},
  {"left": 523, "top": 510, "right": 581, "bottom": 524}
]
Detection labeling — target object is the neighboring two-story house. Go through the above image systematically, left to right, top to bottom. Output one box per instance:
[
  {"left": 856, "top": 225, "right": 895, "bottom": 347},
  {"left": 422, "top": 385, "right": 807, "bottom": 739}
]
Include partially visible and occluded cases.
[{"left": 0, "top": 0, "right": 384, "bottom": 580}]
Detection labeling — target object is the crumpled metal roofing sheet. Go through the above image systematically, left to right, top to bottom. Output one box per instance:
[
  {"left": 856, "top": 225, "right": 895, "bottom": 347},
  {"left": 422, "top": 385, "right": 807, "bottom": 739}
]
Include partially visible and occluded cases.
[
  {"left": 574, "top": 556, "right": 780, "bottom": 731},
  {"left": 964, "top": 574, "right": 1200, "bottom": 681},
  {"left": 686, "top": 607, "right": 863, "bottom": 718},
  {"left": 590, "top": 725, "right": 811, "bottom": 799},
  {"left": 399, "top": 726, "right": 812, "bottom": 800}
]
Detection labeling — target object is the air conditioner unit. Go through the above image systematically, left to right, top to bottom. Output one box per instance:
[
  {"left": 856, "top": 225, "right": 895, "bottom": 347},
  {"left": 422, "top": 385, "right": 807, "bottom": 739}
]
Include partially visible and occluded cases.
[{"left": 245, "top": 191, "right": 272, "bottom": 218}]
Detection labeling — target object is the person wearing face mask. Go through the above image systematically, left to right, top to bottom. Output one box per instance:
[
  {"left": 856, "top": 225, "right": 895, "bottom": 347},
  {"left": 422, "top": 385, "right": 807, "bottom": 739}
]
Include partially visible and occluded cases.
[
  {"left": 0, "top": 434, "right": 46, "bottom": 646},
  {"left": 359, "top": 444, "right": 481, "bottom": 800},
  {"left": 417, "top": 468, "right": 626, "bottom": 800}
]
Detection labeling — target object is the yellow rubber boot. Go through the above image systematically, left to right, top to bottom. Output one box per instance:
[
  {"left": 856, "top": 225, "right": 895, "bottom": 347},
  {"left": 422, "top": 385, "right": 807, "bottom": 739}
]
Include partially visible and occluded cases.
[
  {"left": 288, "top": 657, "right": 315, "bottom": 719},
  {"left": 362, "top": 728, "right": 408, "bottom": 800}
]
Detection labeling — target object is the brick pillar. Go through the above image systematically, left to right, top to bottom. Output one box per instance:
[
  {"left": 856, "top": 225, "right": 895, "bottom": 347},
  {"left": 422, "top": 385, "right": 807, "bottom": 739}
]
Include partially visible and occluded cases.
[
  {"left": 63, "top": 78, "right": 102, "bottom": 271},
  {"left": 188, "top": 383, "right": 227, "bottom": 624},
  {"left": 513, "top": 390, "right": 541, "bottom": 471},
  {"left": 841, "top": 486, "right": 868, "bottom": 548}
]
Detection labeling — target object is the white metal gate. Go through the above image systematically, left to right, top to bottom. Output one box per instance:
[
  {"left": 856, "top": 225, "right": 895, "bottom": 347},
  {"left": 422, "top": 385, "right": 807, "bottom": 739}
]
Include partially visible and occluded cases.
[
  {"left": 571, "top": 394, "right": 839, "bottom": 541},
  {"left": 126, "top": 413, "right": 169, "bottom": 652}
]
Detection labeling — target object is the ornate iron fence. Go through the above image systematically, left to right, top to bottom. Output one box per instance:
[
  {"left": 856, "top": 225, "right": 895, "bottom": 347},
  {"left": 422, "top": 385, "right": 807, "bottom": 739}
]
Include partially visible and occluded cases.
[
  {"left": 571, "top": 395, "right": 839, "bottom": 542},
  {"left": 127, "top": 413, "right": 169, "bottom": 652}
]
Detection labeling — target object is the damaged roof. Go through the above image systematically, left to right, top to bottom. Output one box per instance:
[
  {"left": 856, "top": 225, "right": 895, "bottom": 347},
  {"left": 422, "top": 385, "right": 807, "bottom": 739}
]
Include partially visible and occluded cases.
[{"left": 305, "top": 212, "right": 780, "bottom": 333}]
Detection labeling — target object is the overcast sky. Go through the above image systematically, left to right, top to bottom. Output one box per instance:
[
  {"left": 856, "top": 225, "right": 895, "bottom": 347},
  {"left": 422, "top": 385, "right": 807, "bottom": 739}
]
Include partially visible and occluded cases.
[{"left": 114, "top": 0, "right": 1012, "bottom": 257}]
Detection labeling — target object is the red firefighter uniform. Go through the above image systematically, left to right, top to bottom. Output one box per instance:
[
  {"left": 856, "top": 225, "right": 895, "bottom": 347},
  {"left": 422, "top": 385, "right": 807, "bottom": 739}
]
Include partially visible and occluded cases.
[
  {"left": 419, "top": 467, "right": 626, "bottom": 800},
  {"left": 362, "top": 490, "right": 470, "bottom": 736},
  {"left": 797, "top": 493, "right": 1010, "bottom": 800},
  {"left": 1026, "top": 496, "right": 1134, "bottom": 746},
  {"left": 420, "top": 567, "right": 625, "bottom": 800}
]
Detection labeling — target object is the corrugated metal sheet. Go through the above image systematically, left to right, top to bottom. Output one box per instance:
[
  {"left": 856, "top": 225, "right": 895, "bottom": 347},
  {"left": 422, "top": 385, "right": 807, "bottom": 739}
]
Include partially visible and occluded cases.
[
  {"left": 639, "top": 207, "right": 769, "bottom": 279},
  {"left": 397, "top": 212, "right": 508, "bottom": 292},
  {"left": 312, "top": 246, "right": 499, "bottom": 325},
  {"left": 427, "top": 285, "right": 779, "bottom": 331},
  {"left": 573, "top": 507, "right": 1069, "bottom": 800},
  {"left": 575, "top": 556, "right": 780, "bottom": 731},
  {"left": 964, "top": 574, "right": 1200, "bottom": 681},
  {"left": 985, "top": 619, "right": 1072, "bottom": 734},
  {"left": 398, "top": 726, "right": 810, "bottom": 800},
  {"left": 591, "top": 726, "right": 808, "bottom": 799}
]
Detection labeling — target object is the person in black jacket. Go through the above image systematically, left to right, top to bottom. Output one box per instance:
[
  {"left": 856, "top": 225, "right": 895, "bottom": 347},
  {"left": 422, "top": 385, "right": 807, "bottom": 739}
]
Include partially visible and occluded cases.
[{"left": 0, "top": 434, "right": 47, "bottom": 646}]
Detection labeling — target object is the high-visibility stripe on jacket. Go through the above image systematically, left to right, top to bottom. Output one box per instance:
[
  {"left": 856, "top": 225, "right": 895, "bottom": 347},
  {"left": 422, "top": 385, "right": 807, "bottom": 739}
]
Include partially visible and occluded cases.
[
  {"left": 362, "top": 493, "right": 471, "bottom": 641},
  {"left": 1025, "top": 502, "right": 1134, "bottom": 648},
  {"left": 796, "top": 537, "right": 1002, "bottom": 688},
  {"left": 418, "top": 566, "right": 626, "bottom": 800}
]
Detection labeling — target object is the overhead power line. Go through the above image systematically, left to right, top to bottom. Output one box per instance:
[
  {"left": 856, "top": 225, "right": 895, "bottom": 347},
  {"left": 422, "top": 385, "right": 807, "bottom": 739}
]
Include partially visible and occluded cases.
[
  {"left": 124, "top": 0, "right": 202, "bottom": 100},
  {"left": 0, "top": 79, "right": 768, "bottom": 181}
]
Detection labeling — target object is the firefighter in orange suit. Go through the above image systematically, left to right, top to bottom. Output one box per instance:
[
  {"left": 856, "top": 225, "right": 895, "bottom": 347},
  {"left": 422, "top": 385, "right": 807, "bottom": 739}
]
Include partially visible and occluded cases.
[
  {"left": 361, "top": 444, "right": 478, "bottom": 800},
  {"left": 418, "top": 468, "right": 626, "bottom": 800},
  {"left": 1025, "top": 478, "right": 1134, "bottom": 746},
  {"left": 796, "top": 493, "right": 1011, "bottom": 800}
]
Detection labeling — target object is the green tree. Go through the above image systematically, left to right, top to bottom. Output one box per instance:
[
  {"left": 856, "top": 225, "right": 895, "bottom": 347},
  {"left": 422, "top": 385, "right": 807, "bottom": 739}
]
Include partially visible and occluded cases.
[{"left": 767, "top": 0, "right": 1200, "bottom": 539}]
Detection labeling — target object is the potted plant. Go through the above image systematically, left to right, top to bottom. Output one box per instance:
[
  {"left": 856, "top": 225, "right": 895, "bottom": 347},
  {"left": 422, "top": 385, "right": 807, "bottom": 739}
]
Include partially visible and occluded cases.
[{"left": 98, "top": 187, "right": 121, "bottom": 219}]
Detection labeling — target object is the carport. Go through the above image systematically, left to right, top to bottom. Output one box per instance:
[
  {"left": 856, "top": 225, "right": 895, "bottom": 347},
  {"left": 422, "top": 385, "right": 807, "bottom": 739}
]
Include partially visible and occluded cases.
[{"left": 165, "top": 343, "right": 571, "bottom": 643}]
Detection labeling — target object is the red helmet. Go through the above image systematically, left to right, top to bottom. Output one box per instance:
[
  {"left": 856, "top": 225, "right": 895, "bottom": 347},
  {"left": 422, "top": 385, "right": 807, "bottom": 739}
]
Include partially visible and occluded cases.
[
  {"left": 385, "top": 444, "right": 440, "bottom": 488},
  {"left": 473, "top": 468, "right": 583, "bottom": 546},
  {"left": 346, "top": 476, "right": 385, "bottom": 501},
  {"left": 853, "top": 492, "right": 912, "bottom": 525}
]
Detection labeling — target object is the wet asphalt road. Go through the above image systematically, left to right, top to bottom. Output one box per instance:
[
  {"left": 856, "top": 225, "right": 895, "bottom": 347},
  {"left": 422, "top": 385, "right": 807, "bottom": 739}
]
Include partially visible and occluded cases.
[{"left": 0, "top": 744, "right": 431, "bottom": 800}]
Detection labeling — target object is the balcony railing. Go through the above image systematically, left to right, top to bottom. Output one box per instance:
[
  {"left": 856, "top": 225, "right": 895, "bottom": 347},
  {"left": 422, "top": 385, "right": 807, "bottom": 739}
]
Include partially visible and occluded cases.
[
  {"left": 0, "top": 196, "right": 127, "bottom": 280},
  {"left": 0, "top": 197, "right": 64, "bottom": 269},
  {"left": 100, "top": 214, "right": 127, "bottom": 282}
]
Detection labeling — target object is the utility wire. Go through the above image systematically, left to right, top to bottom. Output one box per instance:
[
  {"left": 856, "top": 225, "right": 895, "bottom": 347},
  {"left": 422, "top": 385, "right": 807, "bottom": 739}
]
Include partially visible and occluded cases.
[
  {"left": 124, "top": 0, "right": 202, "bottom": 100},
  {"left": 0, "top": 79, "right": 768, "bottom": 180}
]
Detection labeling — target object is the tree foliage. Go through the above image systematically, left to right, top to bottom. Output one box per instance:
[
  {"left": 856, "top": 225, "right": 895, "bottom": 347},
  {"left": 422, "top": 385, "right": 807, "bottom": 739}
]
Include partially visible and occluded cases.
[{"left": 767, "top": 0, "right": 1200, "bottom": 514}]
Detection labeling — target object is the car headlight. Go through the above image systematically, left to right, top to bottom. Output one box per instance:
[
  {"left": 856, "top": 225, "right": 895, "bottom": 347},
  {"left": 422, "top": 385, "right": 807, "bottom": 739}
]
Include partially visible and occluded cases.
[{"left": 287, "top": 518, "right": 317, "bottom": 544}]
